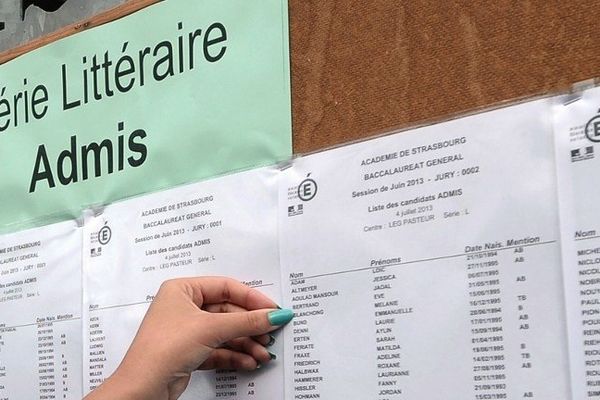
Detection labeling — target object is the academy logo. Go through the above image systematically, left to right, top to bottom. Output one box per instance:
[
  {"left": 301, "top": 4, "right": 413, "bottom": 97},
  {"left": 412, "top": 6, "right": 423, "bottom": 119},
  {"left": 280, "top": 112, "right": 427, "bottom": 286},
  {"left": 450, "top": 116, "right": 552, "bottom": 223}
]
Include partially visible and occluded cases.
[
  {"left": 585, "top": 108, "right": 600, "bottom": 142},
  {"left": 286, "top": 174, "right": 318, "bottom": 217},
  {"left": 298, "top": 174, "right": 318, "bottom": 202},
  {"left": 89, "top": 221, "right": 111, "bottom": 257},
  {"left": 97, "top": 223, "right": 112, "bottom": 245}
]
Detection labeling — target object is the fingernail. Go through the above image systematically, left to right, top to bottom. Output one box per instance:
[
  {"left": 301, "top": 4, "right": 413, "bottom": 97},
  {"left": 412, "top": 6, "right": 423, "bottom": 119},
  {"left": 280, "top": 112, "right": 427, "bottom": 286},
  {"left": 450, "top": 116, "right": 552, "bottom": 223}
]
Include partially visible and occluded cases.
[
  {"left": 276, "top": 305, "right": 282, "bottom": 309},
  {"left": 268, "top": 308, "right": 294, "bottom": 326},
  {"left": 266, "top": 335, "right": 276, "bottom": 347},
  {"left": 268, "top": 352, "right": 277, "bottom": 360},
  {"left": 256, "top": 363, "right": 262, "bottom": 370}
]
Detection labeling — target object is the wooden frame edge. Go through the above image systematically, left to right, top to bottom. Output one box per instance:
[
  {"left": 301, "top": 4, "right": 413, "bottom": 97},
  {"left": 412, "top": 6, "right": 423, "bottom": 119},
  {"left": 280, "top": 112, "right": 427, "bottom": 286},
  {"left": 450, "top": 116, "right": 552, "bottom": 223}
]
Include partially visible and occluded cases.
[{"left": 0, "top": 0, "right": 162, "bottom": 66}]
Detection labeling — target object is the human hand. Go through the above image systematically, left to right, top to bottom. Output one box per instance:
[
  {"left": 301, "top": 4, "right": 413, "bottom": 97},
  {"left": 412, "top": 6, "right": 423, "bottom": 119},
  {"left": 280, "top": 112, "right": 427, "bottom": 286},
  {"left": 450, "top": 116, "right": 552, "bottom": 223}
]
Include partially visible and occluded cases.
[{"left": 84, "top": 276, "right": 294, "bottom": 400}]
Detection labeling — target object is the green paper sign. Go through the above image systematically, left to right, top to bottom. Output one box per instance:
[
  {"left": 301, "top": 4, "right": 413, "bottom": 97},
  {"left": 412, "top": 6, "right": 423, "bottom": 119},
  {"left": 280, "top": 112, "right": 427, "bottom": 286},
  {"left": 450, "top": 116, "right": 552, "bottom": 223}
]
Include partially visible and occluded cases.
[{"left": 0, "top": 0, "right": 291, "bottom": 233}]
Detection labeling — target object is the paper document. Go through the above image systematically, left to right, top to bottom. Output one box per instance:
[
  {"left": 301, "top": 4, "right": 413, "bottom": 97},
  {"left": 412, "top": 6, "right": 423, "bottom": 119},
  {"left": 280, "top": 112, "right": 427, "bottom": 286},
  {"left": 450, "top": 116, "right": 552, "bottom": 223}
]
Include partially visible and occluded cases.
[
  {"left": 554, "top": 87, "right": 600, "bottom": 400},
  {"left": 279, "top": 99, "right": 571, "bottom": 399},
  {"left": 82, "top": 168, "right": 283, "bottom": 399},
  {"left": 0, "top": 221, "right": 82, "bottom": 399}
]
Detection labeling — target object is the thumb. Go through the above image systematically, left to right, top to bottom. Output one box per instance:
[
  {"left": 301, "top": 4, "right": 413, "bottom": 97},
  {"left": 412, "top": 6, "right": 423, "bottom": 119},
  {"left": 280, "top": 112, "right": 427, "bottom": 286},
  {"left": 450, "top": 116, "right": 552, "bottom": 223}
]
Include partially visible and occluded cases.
[{"left": 210, "top": 308, "right": 294, "bottom": 344}]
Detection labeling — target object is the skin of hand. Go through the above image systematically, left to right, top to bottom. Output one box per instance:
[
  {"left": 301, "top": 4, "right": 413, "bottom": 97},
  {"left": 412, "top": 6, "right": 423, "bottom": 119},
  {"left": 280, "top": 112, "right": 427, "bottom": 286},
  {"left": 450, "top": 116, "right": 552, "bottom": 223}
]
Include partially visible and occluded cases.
[{"left": 84, "top": 276, "right": 294, "bottom": 400}]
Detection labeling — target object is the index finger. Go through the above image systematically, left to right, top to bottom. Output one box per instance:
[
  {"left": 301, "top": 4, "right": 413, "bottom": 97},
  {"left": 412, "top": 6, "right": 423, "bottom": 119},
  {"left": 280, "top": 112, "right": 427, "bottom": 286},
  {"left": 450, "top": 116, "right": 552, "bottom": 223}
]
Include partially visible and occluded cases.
[{"left": 181, "top": 276, "right": 278, "bottom": 310}]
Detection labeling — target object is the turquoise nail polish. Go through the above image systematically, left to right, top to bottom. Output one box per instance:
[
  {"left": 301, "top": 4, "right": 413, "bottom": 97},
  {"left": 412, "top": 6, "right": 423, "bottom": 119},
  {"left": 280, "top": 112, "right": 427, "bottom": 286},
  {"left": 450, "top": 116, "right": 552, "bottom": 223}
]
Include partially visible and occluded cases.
[
  {"left": 268, "top": 308, "right": 294, "bottom": 326},
  {"left": 266, "top": 335, "right": 276, "bottom": 347},
  {"left": 268, "top": 352, "right": 277, "bottom": 360}
]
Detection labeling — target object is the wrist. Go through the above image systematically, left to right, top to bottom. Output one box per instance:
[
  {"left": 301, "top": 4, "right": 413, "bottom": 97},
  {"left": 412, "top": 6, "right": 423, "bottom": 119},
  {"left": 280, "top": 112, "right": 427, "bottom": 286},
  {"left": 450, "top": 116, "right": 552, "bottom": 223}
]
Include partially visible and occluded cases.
[{"left": 114, "top": 363, "right": 167, "bottom": 400}]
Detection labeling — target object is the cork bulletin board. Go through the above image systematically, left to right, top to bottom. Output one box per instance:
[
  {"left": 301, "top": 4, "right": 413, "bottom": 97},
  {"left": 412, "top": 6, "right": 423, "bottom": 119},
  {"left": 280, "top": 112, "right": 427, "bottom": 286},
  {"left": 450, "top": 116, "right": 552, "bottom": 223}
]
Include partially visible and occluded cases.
[
  {"left": 2, "top": 0, "right": 600, "bottom": 154},
  {"left": 289, "top": 0, "right": 600, "bottom": 153}
]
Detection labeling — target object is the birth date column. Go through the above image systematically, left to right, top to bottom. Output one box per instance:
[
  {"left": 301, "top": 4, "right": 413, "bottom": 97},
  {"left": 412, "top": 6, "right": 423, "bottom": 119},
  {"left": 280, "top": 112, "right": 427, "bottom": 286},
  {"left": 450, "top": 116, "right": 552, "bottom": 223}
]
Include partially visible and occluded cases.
[
  {"left": 465, "top": 236, "right": 566, "bottom": 400},
  {"left": 465, "top": 246, "right": 507, "bottom": 400},
  {"left": 37, "top": 315, "right": 80, "bottom": 400}
]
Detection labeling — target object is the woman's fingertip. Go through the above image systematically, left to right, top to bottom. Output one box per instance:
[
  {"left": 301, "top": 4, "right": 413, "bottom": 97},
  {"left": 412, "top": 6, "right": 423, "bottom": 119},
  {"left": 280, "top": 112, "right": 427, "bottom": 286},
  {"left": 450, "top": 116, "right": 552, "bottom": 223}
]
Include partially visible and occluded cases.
[{"left": 267, "top": 308, "right": 294, "bottom": 326}]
